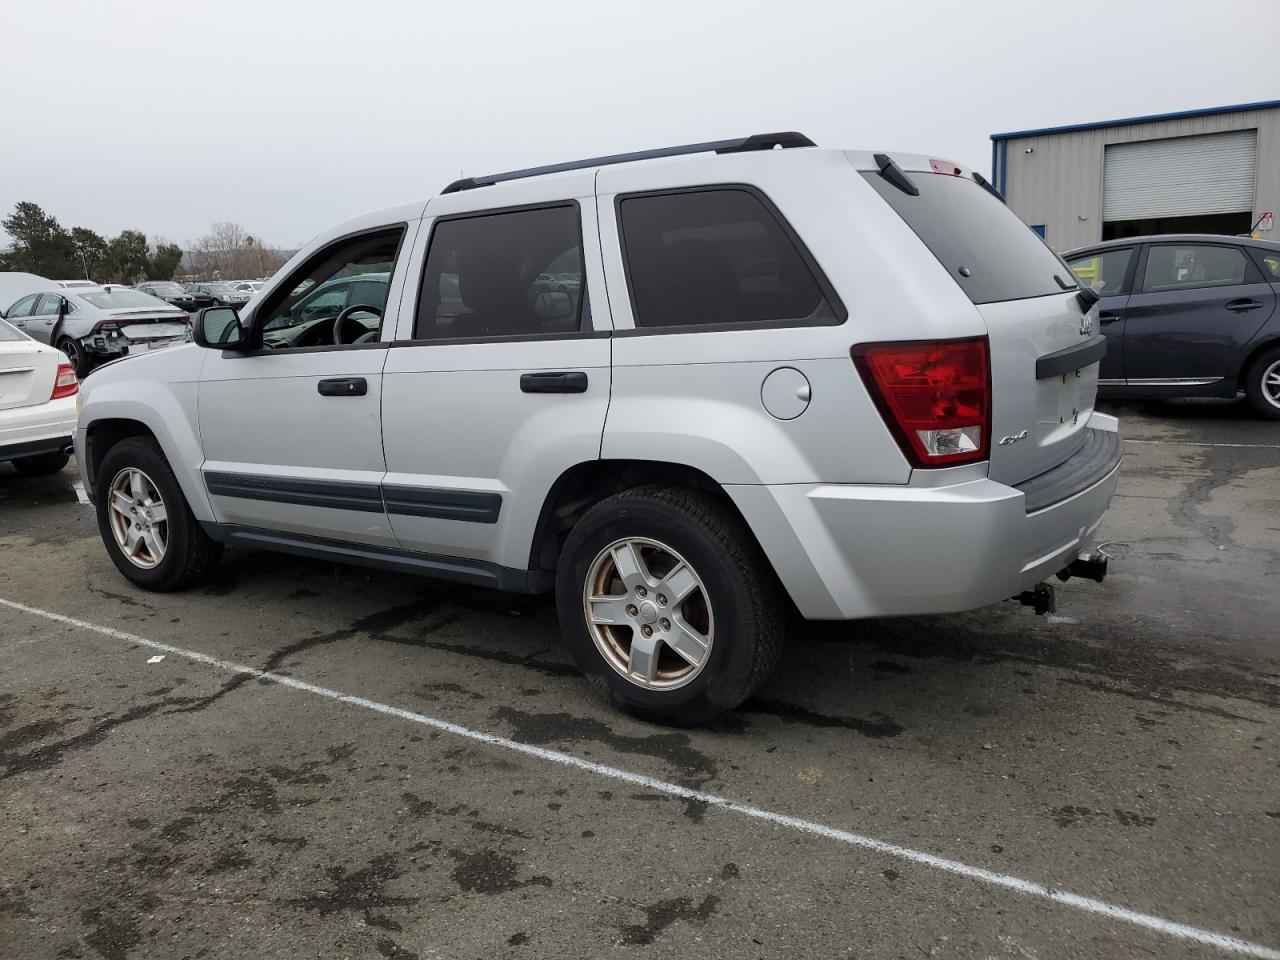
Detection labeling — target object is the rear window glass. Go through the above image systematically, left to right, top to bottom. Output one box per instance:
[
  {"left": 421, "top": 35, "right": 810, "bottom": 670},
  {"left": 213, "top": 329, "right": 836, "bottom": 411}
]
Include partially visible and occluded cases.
[
  {"left": 862, "top": 171, "right": 1076, "bottom": 304},
  {"left": 618, "top": 188, "right": 838, "bottom": 328},
  {"left": 81, "top": 290, "right": 176, "bottom": 310},
  {"left": 0, "top": 319, "right": 26, "bottom": 341}
]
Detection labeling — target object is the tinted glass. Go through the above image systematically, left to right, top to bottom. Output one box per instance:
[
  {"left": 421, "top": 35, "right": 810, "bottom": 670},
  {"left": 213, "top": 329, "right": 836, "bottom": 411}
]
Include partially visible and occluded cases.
[
  {"left": 863, "top": 171, "right": 1076, "bottom": 304},
  {"left": 619, "top": 189, "right": 833, "bottom": 328},
  {"left": 415, "top": 205, "right": 584, "bottom": 340},
  {"left": 1142, "top": 244, "right": 1249, "bottom": 293},
  {"left": 1067, "top": 248, "right": 1133, "bottom": 294},
  {"left": 148, "top": 282, "right": 187, "bottom": 296},
  {"left": 81, "top": 290, "right": 175, "bottom": 310},
  {"left": 6, "top": 295, "right": 39, "bottom": 318},
  {"left": 0, "top": 318, "right": 26, "bottom": 341}
]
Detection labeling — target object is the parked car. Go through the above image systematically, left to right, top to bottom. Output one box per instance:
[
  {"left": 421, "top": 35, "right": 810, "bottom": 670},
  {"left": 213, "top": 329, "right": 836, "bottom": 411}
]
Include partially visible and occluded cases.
[
  {"left": 74, "top": 133, "right": 1119, "bottom": 725},
  {"left": 1064, "top": 235, "right": 1280, "bottom": 418},
  {"left": 56, "top": 279, "right": 103, "bottom": 290},
  {"left": 135, "top": 280, "right": 216, "bottom": 313},
  {"left": 232, "top": 281, "right": 265, "bottom": 294},
  {"left": 187, "top": 282, "right": 251, "bottom": 308},
  {"left": 2, "top": 287, "right": 190, "bottom": 376},
  {"left": 0, "top": 317, "right": 78, "bottom": 476}
]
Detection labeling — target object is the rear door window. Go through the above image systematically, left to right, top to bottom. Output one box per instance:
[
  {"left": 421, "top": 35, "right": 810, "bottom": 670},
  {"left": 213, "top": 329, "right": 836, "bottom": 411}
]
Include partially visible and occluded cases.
[
  {"left": 863, "top": 171, "right": 1076, "bottom": 304},
  {"left": 617, "top": 187, "right": 839, "bottom": 329},
  {"left": 414, "top": 204, "right": 584, "bottom": 341},
  {"left": 1141, "top": 244, "right": 1250, "bottom": 293},
  {"left": 1066, "top": 248, "right": 1134, "bottom": 295},
  {"left": 34, "top": 294, "right": 66, "bottom": 316}
]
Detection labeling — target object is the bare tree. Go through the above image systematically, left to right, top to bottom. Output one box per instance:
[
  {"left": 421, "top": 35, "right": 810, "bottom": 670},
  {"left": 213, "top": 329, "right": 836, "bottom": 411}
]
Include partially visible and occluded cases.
[{"left": 186, "top": 221, "right": 287, "bottom": 280}]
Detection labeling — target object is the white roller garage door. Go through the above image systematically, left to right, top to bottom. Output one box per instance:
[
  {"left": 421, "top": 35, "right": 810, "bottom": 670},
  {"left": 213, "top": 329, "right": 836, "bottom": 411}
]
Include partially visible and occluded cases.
[{"left": 1102, "top": 129, "right": 1257, "bottom": 221}]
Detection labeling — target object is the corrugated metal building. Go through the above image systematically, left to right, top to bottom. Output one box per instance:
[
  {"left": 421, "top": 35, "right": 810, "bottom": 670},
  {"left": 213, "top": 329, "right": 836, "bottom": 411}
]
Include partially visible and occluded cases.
[{"left": 990, "top": 99, "right": 1279, "bottom": 252}]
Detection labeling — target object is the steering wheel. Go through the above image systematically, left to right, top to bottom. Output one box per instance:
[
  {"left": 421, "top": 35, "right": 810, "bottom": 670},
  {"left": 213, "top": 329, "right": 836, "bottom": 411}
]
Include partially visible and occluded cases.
[{"left": 333, "top": 303, "right": 382, "bottom": 345}]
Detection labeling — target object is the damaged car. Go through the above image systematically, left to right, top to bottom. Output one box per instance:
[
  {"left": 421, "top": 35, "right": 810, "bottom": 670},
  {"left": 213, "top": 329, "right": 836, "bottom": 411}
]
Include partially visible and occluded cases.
[{"left": 1, "top": 287, "right": 191, "bottom": 376}]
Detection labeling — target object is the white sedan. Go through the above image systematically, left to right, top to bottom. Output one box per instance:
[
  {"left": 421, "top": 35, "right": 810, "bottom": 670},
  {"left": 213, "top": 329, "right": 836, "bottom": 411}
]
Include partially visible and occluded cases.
[{"left": 0, "top": 318, "right": 79, "bottom": 476}]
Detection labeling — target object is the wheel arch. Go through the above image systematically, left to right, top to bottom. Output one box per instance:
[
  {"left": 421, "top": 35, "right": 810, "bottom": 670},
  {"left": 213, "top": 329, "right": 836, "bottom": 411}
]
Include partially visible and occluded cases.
[
  {"left": 1236, "top": 335, "right": 1280, "bottom": 390},
  {"left": 83, "top": 404, "right": 215, "bottom": 523},
  {"left": 526, "top": 459, "right": 795, "bottom": 604}
]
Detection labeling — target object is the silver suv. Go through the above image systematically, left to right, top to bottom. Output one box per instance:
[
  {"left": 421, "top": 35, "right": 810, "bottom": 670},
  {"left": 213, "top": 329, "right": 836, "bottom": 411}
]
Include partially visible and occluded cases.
[{"left": 75, "top": 133, "right": 1120, "bottom": 725}]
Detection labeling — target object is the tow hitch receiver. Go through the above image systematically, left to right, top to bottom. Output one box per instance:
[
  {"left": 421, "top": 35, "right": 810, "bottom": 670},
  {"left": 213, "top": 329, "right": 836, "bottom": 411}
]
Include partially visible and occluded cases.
[
  {"left": 1056, "top": 553, "right": 1109, "bottom": 584},
  {"left": 1016, "top": 582, "right": 1056, "bottom": 616}
]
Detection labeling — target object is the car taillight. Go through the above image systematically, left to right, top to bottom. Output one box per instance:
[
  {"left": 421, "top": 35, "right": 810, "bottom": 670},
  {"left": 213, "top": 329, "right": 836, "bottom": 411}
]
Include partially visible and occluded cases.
[
  {"left": 852, "top": 337, "right": 990, "bottom": 468},
  {"left": 51, "top": 363, "right": 79, "bottom": 400}
]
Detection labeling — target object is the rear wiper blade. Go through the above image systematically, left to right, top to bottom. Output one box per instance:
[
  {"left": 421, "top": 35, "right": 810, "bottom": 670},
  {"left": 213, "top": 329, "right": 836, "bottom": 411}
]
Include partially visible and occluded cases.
[
  {"left": 873, "top": 153, "right": 919, "bottom": 197},
  {"left": 972, "top": 171, "right": 1006, "bottom": 204}
]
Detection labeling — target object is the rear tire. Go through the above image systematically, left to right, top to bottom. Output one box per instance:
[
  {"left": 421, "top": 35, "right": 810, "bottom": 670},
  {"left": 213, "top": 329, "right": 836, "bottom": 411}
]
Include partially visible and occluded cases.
[
  {"left": 56, "top": 336, "right": 93, "bottom": 378},
  {"left": 1244, "top": 346, "right": 1280, "bottom": 420},
  {"left": 94, "top": 436, "right": 222, "bottom": 591},
  {"left": 11, "top": 450, "right": 71, "bottom": 476},
  {"left": 555, "top": 486, "right": 786, "bottom": 726}
]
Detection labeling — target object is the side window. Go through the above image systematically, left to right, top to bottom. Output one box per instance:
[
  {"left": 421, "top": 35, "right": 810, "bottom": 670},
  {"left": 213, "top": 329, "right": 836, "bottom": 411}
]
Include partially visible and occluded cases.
[
  {"left": 617, "top": 188, "right": 837, "bottom": 329},
  {"left": 414, "top": 204, "right": 584, "bottom": 341},
  {"left": 256, "top": 227, "right": 404, "bottom": 347},
  {"left": 1141, "top": 244, "right": 1250, "bottom": 293},
  {"left": 1067, "top": 248, "right": 1133, "bottom": 294},
  {"left": 1256, "top": 253, "right": 1280, "bottom": 280},
  {"left": 35, "top": 294, "right": 65, "bottom": 315},
  {"left": 6, "top": 295, "right": 40, "bottom": 318}
]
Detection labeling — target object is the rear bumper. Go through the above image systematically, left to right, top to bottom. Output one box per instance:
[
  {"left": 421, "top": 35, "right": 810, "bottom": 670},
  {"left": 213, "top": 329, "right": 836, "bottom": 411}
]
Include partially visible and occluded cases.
[
  {"left": 0, "top": 396, "right": 78, "bottom": 462},
  {"left": 728, "top": 413, "right": 1121, "bottom": 620}
]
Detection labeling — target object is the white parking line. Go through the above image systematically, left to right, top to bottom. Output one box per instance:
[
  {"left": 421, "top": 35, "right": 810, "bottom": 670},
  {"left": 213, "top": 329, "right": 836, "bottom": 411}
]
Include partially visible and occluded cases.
[
  {"left": 1124, "top": 438, "right": 1280, "bottom": 450},
  {"left": 1, "top": 595, "right": 1277, "bottom": 960}
]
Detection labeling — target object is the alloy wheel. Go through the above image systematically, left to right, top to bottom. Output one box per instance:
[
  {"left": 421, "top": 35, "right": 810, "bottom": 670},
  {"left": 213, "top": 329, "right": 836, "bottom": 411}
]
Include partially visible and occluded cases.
[
  {"left": 1262, "top": 359, "right": 1280, "bottom": 410},
  {"left": 107, "top": 467, "right": 168, "bottom": 569},
  {"left": 582, "top": 537, "right": 714, "bottom": 690}
]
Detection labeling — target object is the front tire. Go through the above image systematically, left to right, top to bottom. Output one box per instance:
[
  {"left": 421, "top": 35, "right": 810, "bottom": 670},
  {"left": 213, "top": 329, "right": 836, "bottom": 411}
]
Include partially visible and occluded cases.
[
  {"left": 1244, "top": 346, "right": 1280, "bottom": 420},
  {"left": 94, "top": 437, "right": 222, "bottom": 591},
  {"left": 11, "top": 450, "right": 71, "bottom": 476},
  {"left": 555, "top": 486, "right": 786, "bottom": 726}
]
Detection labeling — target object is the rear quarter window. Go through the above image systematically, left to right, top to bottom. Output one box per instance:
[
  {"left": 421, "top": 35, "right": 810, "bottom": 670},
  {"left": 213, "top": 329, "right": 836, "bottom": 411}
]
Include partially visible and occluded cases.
[
  {"left": 862, "top": 171, "right": 1075, "bottom": 305},
  {"left": 617, "top": 187, "right": 842, "bottom": 329}
]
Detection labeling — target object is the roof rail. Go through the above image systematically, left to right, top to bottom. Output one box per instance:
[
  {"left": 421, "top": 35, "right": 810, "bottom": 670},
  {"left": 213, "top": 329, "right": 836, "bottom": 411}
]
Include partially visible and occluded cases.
[{"left": 440, "top": 131, "right": 816, "bottom": 194}]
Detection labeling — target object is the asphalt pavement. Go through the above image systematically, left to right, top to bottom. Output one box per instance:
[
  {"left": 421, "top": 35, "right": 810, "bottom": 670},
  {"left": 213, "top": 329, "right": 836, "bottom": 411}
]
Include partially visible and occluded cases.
[{"left": 1, "top": 397, "right": 1277, "bottom": 960}]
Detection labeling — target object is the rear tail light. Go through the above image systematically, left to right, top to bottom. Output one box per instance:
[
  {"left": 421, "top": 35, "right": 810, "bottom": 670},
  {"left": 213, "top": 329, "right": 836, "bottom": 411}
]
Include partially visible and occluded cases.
[
  {"left": 852, "top": 337, "right": 991, "bottom": 468},
  {"left": 51, "top": 363, "right": 78, "bottom": 400}
]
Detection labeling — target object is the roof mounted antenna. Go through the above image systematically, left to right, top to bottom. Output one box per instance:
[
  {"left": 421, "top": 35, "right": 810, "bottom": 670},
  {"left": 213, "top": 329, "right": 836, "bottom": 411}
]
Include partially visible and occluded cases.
[{"left": 442, "top": 131, "right": 817, "bottom": 194}]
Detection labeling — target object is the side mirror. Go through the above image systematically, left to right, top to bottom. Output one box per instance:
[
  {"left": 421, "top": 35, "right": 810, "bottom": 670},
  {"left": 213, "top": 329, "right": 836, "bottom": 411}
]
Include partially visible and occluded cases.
[{"left": 193, "top": 306, "right": 245, "bottom": 350}]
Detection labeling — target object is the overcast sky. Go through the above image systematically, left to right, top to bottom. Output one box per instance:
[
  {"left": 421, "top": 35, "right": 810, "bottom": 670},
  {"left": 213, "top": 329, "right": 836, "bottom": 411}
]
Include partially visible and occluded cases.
[{"left": 3, "top": 0, "right": 1277, "bottom": 249}]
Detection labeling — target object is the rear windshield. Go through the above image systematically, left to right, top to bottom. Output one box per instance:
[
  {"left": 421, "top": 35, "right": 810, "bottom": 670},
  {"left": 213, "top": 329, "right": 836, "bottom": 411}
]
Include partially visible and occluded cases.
[
  {"left": 862, "top": 171, "right": 1076, "bottom": 304},
  {"left": 81, "top": 290, "right": 176, "bottom": 310},
  {"left": 0, "top": 318, "right": 26, "bottom": 341}
]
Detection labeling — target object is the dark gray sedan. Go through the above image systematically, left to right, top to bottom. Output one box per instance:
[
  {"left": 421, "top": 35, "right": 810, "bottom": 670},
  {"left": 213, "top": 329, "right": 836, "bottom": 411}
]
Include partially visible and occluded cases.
[{"left": 1064, "top": 235, "right": 1280, "bottom": 418}]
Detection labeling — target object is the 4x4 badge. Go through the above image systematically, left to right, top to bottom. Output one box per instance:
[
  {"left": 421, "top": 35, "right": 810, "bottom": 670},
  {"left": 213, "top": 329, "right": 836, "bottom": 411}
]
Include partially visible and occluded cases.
[{"left": 998, "top": 429, "right": 1029, "bottom": 446}]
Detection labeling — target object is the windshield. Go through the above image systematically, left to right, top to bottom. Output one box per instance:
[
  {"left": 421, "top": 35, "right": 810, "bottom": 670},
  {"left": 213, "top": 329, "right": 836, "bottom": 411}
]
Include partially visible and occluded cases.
[
  {"left": 862, "top": 171, "right": 1077, "bottom": 304},
  {"left": 81, "top": 290, "right": 179, "bottom": 310}
]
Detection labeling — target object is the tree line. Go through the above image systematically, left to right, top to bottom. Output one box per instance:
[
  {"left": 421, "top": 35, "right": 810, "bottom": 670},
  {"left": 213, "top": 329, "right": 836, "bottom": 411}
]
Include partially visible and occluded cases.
[{"left": 0, "top": 201, "right": 287, "bottom": 284}]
